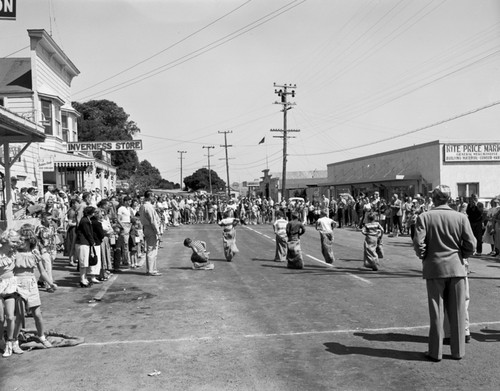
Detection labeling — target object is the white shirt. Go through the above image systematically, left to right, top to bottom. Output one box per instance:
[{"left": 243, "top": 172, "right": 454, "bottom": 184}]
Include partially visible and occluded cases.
[{"left": 316, "top": 216, "right": 337, "bottom": 232}]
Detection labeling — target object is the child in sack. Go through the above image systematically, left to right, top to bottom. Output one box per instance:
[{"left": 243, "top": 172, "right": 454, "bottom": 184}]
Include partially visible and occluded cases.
[
  {"left": 361, "top": 212, "right": 384, "bottom": 271},
  {"left": 183, "top": 238, "right": 214, "bottom": 270}
]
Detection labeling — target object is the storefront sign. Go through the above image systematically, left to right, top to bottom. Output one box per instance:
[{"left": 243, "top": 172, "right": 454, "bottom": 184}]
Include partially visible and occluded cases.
[
  {"left": 0, "top": 0, "right": 16, "bottom": 20},
  {"left": 67, "top": 140, "right": 143, "bottom": 152},
  {"left": 444, "top": 143, "right": 500, "bottom": 162},
  {"left": 38, "top": 156, "right": 54, "bottom": 172}
]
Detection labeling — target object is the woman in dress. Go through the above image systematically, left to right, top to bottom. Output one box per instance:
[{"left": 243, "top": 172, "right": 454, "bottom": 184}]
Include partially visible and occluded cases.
[
  {"left": 64, "top": 198, "right": 79, "bottom": 266},
  {"left": 483, "top": 198, "right": 499, "bottom": 256},
  {"left": 97, "top": 200, "right": 114, "bottom": 280},
  {"left": 75, "top": 206, "right": 97, "bottom": 287},
  {"left": 218, "top": 211, "right": 240, "bottom": 261}
]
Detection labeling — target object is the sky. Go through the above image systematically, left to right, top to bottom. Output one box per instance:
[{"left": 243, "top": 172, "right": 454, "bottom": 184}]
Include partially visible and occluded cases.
[{"left": 1, "top": 0, "right": 500, "bottom": 186}]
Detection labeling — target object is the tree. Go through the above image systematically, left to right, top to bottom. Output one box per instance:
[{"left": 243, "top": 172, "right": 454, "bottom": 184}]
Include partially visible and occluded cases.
[
  {"left": 72, "top": 99, "right": 140, "bottom": 179},
  {"left": 128, "top": 160, "right": 162, "bottom": 193},
  {"left": 183, "top": 168, "right": 225, "bottom": 192},
  {"left": 158, "top": 178, "right": 178, "bottom": 190}
]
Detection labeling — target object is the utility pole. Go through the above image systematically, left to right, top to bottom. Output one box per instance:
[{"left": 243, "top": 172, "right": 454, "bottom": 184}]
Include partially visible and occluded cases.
[
  {"left": 271, "top": 83, "right": 299, "bottom": 201},
  {"left": 218, "top": 130, "right": 233, "bottom": 199},
  {"left": 202, "top": 145, "right": 215, "bottom": 194},
  {"left": 177, "top": 150, "right": 187, "bottom": 190}
]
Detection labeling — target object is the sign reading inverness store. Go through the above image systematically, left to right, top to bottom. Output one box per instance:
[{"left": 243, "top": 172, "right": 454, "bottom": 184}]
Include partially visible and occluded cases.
[
  {"left": 0, "top": 0, "right": 16, "bottom": 20},
  {"left": 67, "top": 140, "right": 143, "bottom": 152},
  {"left": 444, "top": 143, "right": 500, "bottom": 162}
]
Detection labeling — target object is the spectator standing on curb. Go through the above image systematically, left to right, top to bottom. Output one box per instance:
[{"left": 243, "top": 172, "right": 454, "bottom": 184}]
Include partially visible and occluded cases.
[
  {"left": 413, "top": 185, "right": 476, "bottom": 362},
  {"left": 139, "top": 190, "right": 162, "bottom": 276},
  {"left": 390, "top": 194, "right": 403, "bottom": 237},
  {"left": 466, "top": 194, "right": 484, "bottom": 255},
  {"left": 117, "top": 195, "right": 133, "bottom": 268}
]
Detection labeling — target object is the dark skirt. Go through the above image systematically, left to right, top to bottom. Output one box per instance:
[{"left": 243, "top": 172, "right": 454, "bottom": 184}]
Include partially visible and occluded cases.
[{"left": 64, "top": 226, "right": 76, "bottom": 258}]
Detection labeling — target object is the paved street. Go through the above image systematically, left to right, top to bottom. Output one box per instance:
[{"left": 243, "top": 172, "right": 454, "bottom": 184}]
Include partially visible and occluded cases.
[{"left": 2, "top": 223, "right": 500, "bottom": 391}]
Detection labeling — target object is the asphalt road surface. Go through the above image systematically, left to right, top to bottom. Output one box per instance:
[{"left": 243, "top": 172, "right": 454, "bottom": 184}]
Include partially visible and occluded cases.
[{"left": 2, "top": 222, "right": 500, "bottom": 391}]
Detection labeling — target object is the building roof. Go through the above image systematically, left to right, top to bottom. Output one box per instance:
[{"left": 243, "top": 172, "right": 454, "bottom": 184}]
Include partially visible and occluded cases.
[
  {"left": 0, "top": 58, "right": 32, "bottom": 94},
  {"left": 0, "top": 106, "right": 45, "bottom": 143},
  {"left": 270, "top": 170, "right": 327, "bottom": 180}
]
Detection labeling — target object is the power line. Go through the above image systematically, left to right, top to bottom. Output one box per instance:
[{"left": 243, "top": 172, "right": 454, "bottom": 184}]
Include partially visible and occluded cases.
[
  {"left": 73, "top": 0, "right": 253, "bottom": 96},
  {"left": 77, "top": 0, "right": 305, "bottom": 101},
  {"left": 2, "top": 45, "right": 29, "bottom": 58},
  {"left": 291, "top": 99, "right": 500, "bottom": 157}
]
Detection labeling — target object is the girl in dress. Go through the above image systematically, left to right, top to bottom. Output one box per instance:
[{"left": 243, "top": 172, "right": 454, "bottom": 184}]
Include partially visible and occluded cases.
[
  {"left": 12, "top": 224, "right": 57, "bottom": 350},
  {"left": 0, "top": 229, "right": 21, "bottom": 357}
]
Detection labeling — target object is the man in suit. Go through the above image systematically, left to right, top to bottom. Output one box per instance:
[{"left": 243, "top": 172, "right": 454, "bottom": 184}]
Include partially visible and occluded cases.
[
  {"left": 413, "top": 185, "right": 476, "bottom": 362},
  {"left": 139, "top": 190, "right": 162, "bottom": 276},
  {"left": 466, "top": 193, "right": 484, "bottom": 255}
]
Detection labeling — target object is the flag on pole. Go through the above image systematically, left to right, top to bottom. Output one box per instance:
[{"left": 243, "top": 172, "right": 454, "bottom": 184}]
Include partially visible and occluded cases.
[{"left": 258, "top": 137, "right": 265, "bottom": 145}]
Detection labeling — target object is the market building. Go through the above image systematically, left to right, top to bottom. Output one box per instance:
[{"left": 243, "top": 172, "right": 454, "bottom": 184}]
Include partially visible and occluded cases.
[
  {"left": 0, "top": 29, "right": 116, "bottom": 199},
  {"left": 326, "top": 140, "right": 500, "bottom": 200},
  {"left": 258, "top": 169, "right": 328, "bottom": 201}
]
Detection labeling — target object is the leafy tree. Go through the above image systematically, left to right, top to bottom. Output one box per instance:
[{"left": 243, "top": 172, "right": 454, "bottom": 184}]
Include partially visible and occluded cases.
[
  {"left": 72, "top": 99, "right": 140, "bottom": 179},
  {"left": 128, "top": 160, "right": 162, "bottom": 193},
  {"left": 183, "top": 168, "right": 225, "bottom": 192},
  {"left": 157, "top": 178, "right": 178, "bottom": 190}
]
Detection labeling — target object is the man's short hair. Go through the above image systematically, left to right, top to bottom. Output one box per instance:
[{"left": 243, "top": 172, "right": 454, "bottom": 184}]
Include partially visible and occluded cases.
[
  {"left": 431, "top": 185, "right": 451, "bottom": 203},
  {"left": 144, "top": 190, "right": 154, "bottom": 199},
  {"left": 123, "top": 195, "right": 132, "bottom": 202}
]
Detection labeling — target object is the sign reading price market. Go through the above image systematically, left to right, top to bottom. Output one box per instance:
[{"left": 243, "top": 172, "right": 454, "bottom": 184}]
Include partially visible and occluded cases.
[
  {"left": 67, "top": 140, "right": 143, "bottom": 152},
  {"left": 444, "top": 143, "right": 500, "bottom": 162}
]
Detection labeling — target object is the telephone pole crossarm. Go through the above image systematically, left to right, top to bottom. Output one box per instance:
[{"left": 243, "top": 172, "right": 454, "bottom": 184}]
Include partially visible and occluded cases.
[{"left": 271, "top": 83, "right": 299, "bottom": 201}]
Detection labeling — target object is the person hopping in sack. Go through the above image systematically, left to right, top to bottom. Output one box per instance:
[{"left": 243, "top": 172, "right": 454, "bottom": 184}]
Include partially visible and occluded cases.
[
  {"left": 361, "top": 212, "right": 384, "bottom": 271},
  {"left": 183, "top": 238, "right": 214, "bottom": 270}
]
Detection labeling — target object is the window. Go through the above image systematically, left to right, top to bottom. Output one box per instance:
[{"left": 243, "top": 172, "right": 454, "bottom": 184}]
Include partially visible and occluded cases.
[
  {"left": 0, "top": 98, "right": 4, "bottom": 107},
  {"left": 41, "top": 99, "right": 52, "bottom": 135},
  {"left": 54, "top": 104, "right": 61, "bottom": 138},
  {"left": 62, "top": 113, "right": 69, "bottom": 142},
  {"left": 457, "top": 183, "right": 479, "bottom": 198}
]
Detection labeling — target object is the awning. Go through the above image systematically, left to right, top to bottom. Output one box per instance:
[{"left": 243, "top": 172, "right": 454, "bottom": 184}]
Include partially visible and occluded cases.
[
  {"left": 39, "top": 148, "right": 116, "bottom": 172},
  {"left": 40, "top": 148, "right": 94, "bottom": 168}
]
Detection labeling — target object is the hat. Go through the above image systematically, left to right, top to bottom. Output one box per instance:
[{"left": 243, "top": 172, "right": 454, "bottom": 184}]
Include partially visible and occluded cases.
[
  {"left": 11, "top": 176, "right": 18, "bottom": 181},
  {"left": 430, "top": 185, "right": 451, "bottom": 202}
]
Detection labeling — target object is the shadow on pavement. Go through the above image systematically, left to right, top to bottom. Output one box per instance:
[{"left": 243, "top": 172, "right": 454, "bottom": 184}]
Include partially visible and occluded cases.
[
  {"left": 471, "top": 329, "right": 500, "bottom": 342},
  {"left": 353, "top": 332, "right": 427, "bottom": 343},
  {"left": 324, "top": 342, "right": 428, "bottom": 361}
]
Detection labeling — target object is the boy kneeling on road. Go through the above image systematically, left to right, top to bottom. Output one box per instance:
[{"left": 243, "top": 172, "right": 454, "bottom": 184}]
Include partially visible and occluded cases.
[{"left": 183, "top": 238, "right": 214, "bottom": 270}]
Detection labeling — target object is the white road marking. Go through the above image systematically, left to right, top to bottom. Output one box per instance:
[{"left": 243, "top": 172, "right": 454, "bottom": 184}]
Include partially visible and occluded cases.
[
  {"left": 244, "top": 226, "right": 371, "bottom": 284},
  {"left": 80, "top": 320, "right": 500, "bottom": 346}
]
